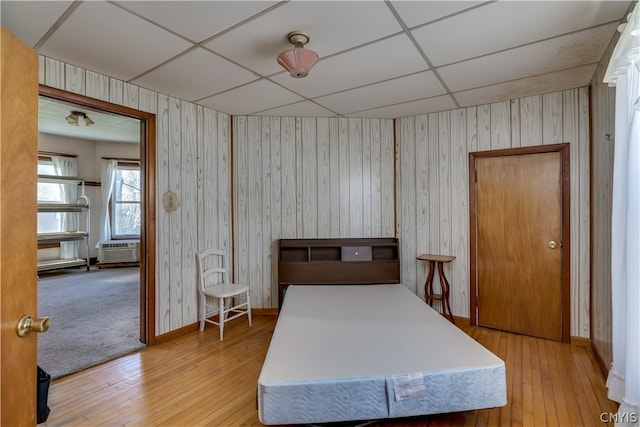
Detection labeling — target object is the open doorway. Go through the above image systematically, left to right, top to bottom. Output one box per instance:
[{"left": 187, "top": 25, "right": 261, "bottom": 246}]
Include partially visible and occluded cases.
[{"left": 37, "top": 86, "right": 156, "bottom": 377}]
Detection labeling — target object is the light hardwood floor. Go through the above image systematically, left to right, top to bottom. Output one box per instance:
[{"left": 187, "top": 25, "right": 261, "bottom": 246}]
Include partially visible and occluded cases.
[{"left": 40, "top": 315, "right": 617, "bottom": 426}]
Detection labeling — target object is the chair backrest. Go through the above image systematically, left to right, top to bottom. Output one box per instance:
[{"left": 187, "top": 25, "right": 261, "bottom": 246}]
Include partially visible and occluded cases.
[{"left": 196, "top": 248, "right": 231, "bottom": 292}]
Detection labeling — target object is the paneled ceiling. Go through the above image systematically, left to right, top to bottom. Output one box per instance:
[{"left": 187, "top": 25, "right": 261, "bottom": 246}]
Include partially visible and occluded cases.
[{"left": 1, "top": 0, "right": 633, "bottom": 141}]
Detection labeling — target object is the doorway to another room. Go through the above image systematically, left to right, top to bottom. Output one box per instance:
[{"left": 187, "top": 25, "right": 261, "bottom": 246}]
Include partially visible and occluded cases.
[{"left": 36, "top": 88, "right": 156, "bottom": 378}]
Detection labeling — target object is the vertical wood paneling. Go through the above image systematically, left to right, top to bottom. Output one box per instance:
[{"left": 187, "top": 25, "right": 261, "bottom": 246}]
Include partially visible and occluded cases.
[
  {"left": 590, "top": 37, "right": 615, "bottom": 368},
  {"left": 39, "top": 56, "right": 45, "bottom": 85},
  {"left": 44, "top": 57, "right": 64, "bottom": 89},
  {"left": 64, "top": 64, "right": 85, "bottom": 95},
  {"left": 85, "top": 71, "right": 110, "bottom": 102},
  {"left": 109, "top": 78, "right": 124, "bottom": 105},
  {"left": 123, "top": 83, "right": 139, "bottom": 109},
  {"left": 138, "top": 87, "right": 158, "bottom": 114},
  {"left": 577, "top": 88, "right": 591, "bottom": 338},
  {"left": 563, "top": 89, "right": 581, "bottom": 337},
  {"left": 543, "top": 92, "right": 563, "bottom": 144},
  {"left": 156, "top": 94, "right": 171, "bottom": 334},
  {"left": 520, "top": 95, "right": 543, "bottom": 147},
  {"left": 168, "top": 97, "right": 182, "bottom": 331},
  {"left": 510, "top": 99, "right": 521, "bottom": 148},
  {"left": 180, "top": 101, "right": 197, "bottom": 325},
  {"left": 491, "top": 101, "right": 511, "bottom": 150},
  {"left": 477, "top": 105, "right": 491, "bottom": 151},
  {"left": 201, "top": 108, "right": 218, "bottom": 251},
  {"left": 451, "top": 109, "right": 469, "bottom": 317},
  {"left": 438, "top": 112, "right": 452, "bottom": 307},
  {"left": 217, "top": 114, "right": 231, "bottom": 255},
  {"left": 427, "top": 114, "right": 440, "bottom": 253},
  {"left": 233, "top": 116, "right": 249, "bottom": 291},
  {"left": 248, "top": 116, "right": 263, "bottom": 308},
  {"left": 415, "top": 116, "right": 429, "bottom": 299},
  {"left": 233, "top": 117, "right": 395, "bottom": 307},
  {"left": 269, "top": 117, "right": 282, "bottom": 304},
  {"left": 281, "top": 117, "right": 296, "bottom": 238},
  {"left": 302, "top": 117, "right": 317, "bottom": 238},
  {"left": 399, "top": 117, "right": 417, "bottom": 294},
  {"left": 261, "top": 118, "right": 272, "bottom": 308},
  {"left": 317, "top": 118, "right": 331, "bottom": 237},
  {"left": 339, "top": 118, "right": 350, "bottom": 237},
  {"left": 329, "top": 119, "right": 341, "bottom": 237},
  {"left": 349, "top": 119, "right": 363, "bottom": 237},
  {"left": 362, "top": 120, "right": 372, "bottom": 238},
  {"left": 370, "top": 120, "right": 382, "bottom": 237},
  {"left": 381, "top": 120, "right": 395, "bottom": 236}
]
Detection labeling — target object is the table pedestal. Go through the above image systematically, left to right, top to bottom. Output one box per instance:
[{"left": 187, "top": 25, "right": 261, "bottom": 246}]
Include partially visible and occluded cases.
[{"left": 417, "top": 254, "right": 455, "bottom": 324}]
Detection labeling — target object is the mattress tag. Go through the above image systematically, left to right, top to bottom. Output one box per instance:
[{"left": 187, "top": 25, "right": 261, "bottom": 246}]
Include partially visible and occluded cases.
[{"left": 392, "top": 373, "right": 426, "bottom": 401}]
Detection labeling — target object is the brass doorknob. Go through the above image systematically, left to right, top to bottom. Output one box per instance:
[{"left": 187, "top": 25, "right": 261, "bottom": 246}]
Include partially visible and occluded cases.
[
  {"left": 547, "top": 240, "right": 558, "bottom": 249},
  {"left": 15, "top": 315, "right": 50, "bottom": 337}
]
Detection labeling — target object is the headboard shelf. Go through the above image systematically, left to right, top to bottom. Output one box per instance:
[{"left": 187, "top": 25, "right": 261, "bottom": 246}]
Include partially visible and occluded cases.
[{"left": 277, "top": 237, "right": 400, "bottom": 307}]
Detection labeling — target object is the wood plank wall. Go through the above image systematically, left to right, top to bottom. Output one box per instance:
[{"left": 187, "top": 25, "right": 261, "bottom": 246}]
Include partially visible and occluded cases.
[
  {"left": 589, "top": 36, "right": 617, "bottom": 369},
  {"left": 39, "top": 55, "right": 600, "bottom": 341},
  {"left": 38, "top": 56, "right": 232, "bottom": 336},
  {"left": 396, "top": 89, "right": 591, "bottom": 338},
  {"left": 232, "top": 117, "right": 395, "bottom": 308}
]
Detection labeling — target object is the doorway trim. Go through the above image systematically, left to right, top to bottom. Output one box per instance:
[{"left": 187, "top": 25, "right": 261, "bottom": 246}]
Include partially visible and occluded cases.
[
  {"left": 39, "top": 85, "right": 157, "bottom": 345},
  {"left": 468, "top": 143, "right": 571, "bottom": 342}
]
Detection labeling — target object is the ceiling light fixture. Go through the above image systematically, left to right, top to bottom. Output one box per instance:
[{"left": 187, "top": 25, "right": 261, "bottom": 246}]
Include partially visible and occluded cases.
[
  {"left": 277, "top": 31, "right": 319, "bottom": 78},
  {"left": 65, "top": 111, "right": 95, "bottom": 127}
]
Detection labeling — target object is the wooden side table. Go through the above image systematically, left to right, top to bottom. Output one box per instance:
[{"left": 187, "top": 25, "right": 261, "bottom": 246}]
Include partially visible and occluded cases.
[{"left": 417, "top": 254, "right": 455, "bottom": 323}]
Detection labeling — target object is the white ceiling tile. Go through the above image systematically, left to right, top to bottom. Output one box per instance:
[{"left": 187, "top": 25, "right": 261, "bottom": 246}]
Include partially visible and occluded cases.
[
  {"left": 0, "top": 1, "right": 73, "bottom": 47},
  {"left": 38, "top": 1, "right": 192, "bottom": 81},
  {"left": 118, "top": 1, "right": 278, "bottom": 43},
  {"left": 205, "top": 1, "right": 403, "bottom": 76},
  {"left": 390, "top": 1, "right": 484, "bottom": 29},
  {"left": 413, "top": 1, "right": 629, "bottom": 67},
  {"left": 438, "top": 23, "right": 618, "bottom": 92},
  {"left": 270, "top": 34, "right": 428, "bottom": 98},
  {"left": 132, "top": 48, "right": 258, "bottom": 102},
  {"left": 453, "top": 64, "right": 598, "bottom": 108},
  {"left": 315, "top": 71, "right": 447, "bottom": 115},
  {"left": 198, "top": 80, "right": 304, "bottom": 116},
  {"left": 346, "top": 95, "right": 457, "bottom": 119},
  {"left": 254, "top": 101, "right": 336, "bottom": 118}
]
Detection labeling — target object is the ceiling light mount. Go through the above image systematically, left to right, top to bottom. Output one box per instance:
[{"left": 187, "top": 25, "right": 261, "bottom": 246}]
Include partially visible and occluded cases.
[
  {"left": 277, "top": 31, "right": 319, "bottom": 78},
  {"left": 65, "top": 111, "right": 95, "bottom": 127}
]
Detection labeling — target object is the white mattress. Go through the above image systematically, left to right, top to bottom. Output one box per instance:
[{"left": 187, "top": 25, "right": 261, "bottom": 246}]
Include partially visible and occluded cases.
[{"left": 257, "top": 284, "right": 506, "bottom": 425}]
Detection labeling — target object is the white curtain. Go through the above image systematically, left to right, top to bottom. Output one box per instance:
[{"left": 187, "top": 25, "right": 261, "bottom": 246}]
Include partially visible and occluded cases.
[
  {"left": 604, "top": 2, "right": 640, "bottom": 425},
  {"left": 52, "top": 156, "right": 78, "bottom": 259},
  {"left": 100, "top": 159, "right": 118, "bottom": 243}
]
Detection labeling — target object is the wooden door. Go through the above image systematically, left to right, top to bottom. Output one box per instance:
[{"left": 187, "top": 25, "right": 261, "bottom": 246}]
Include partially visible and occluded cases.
[
  {"left": 1, "top": 27, "right": 40, "bottom": 425},
  {"left": 470, "top": 145, "right": 570, "bottom": 342}
]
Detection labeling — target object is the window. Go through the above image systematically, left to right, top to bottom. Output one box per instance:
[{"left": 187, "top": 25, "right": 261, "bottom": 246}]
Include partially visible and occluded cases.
[
  {"left": 37, "top": 159, "right": 64, "bottom": 233},
  {"left": 111, "top": 163, "right": 141, "bottom": 238}
]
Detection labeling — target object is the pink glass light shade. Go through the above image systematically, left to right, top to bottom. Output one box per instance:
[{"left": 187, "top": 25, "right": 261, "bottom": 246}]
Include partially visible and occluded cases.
[{"left": 277, "top": 47, "right": 319, "bottom": 78}]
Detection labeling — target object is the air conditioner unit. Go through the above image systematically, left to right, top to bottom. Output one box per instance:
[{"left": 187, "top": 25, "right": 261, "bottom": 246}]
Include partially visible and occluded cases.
[{"left": 98, "top": 241, "right": 139, "bottom": 263}]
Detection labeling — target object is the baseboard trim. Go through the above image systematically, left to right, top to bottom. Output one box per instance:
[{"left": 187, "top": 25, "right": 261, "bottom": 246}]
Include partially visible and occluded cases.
[{"left": 154, "top": 309, "right": 278, "bottom": 344}]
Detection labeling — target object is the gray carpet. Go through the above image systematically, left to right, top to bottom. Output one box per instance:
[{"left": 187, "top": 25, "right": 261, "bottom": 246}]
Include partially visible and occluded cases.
[{"left": 37, "top": 266, "right": 146, "bottom": 379}]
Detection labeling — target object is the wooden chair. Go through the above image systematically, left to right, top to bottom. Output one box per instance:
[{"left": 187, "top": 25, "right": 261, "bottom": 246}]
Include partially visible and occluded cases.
[{"left": 196, "top": 248, "right": 251, "bottom": 340}]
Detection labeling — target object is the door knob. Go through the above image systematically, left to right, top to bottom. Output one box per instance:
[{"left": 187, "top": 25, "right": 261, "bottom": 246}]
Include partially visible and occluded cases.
[
  {"left": 547, "top": 240, "right": 558, "bottom": 249},
  {"left": 16, "top": 315, "right": 50, "bottom": 337}
]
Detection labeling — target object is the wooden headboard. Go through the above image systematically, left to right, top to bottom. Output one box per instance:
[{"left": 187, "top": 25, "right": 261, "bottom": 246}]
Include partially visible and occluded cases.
[{"left": 277, "top": 237, "right": 400, "bottom": 307}]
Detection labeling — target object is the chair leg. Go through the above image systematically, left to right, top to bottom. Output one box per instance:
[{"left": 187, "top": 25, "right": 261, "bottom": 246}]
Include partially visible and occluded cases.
[
  {"left": 246, "top": 291, "right": 252, "bottom": 326},
  {"left": 199, "top": 296, "right": 205, "bottom": 332},
  {"left": 219, "top": 297, "right": 225, "bottom": 340}
]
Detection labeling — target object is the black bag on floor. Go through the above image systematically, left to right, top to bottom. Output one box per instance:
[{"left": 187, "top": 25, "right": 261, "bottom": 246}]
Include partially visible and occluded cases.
[{"left": 37, "top": 365, "right": 51, "bottom": 423}]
